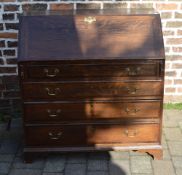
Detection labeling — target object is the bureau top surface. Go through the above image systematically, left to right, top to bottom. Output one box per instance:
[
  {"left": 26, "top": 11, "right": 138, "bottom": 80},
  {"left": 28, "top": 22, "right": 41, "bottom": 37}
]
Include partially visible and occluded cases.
[{"left": 18, "top": 9, "right": 165, "bottom": 62}]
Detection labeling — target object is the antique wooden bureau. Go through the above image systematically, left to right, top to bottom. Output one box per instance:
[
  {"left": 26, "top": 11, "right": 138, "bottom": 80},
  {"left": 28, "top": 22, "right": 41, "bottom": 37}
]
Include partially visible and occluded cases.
[{"left": 18, "top": 9, "right": 165, "bottom": 162}]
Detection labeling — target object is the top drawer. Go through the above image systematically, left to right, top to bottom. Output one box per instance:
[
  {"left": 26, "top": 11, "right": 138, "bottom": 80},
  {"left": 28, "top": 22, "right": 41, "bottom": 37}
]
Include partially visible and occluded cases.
[{"left": 19, "top": 60, "right": 163, "bottom": 81}]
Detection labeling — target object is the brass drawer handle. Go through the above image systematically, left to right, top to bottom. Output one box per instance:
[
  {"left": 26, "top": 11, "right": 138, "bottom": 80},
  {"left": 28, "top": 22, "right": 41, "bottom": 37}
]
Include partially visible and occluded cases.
[
  {"left": 84, "top": 16, "right": 96, "bottom": 24},
  {"left": 125, "top": 67, "right": 141, "bottom": 76},
  {"left": 44, "top": 68, "right": 59, "bottom": 77},
  {"left": 126, "top": 87, "right": 139, "bottom": 95},
  {"left": 45, "top": 88, "right": 60, "bottom": 96},
  {"left": 125, "top": 108, "right": 140, "bottom": 115},
  {"left": 47, "top": 109, "right": 61, "bottom": 117},
  {"left": 124, "top": 129, "right": 138, "bottom": 137},
  {"left": 48, "top": 132, "right": 62, "bottom": 140}
]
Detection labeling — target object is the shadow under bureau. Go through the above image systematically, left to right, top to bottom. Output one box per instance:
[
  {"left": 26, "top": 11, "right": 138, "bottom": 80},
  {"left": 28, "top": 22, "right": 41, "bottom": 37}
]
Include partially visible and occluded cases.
[{"left": 18, "top": 9, "right": 165, "bottom": 162}]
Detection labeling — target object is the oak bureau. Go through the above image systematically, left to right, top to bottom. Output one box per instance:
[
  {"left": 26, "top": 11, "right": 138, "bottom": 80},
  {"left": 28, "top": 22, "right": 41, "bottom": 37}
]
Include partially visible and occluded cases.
[{"left": 18, "top": 9, "right": 165, "bottom": 162}]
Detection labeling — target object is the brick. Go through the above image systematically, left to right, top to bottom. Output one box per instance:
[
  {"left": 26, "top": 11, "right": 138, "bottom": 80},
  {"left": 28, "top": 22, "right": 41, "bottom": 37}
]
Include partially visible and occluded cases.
[
  {"left": 0, "top": 0, "right": 16, "bottom": 1},
  {"left": 50, "top": 3, "right": 74, "bottom": 10},
  {"left": 77, "top": 3, "right": 100, "bottom": 9},
  {"left": 103, "top": 3, "right": 127, "bottom": 9},
  {"left": 130, "top": 3, "right": 153, "bottom": 8},
  {"left": 156, "top": 3, "right": 177, "bottom": 10},
  {"left": 4, "top": 4, "right": 19, "bottom": 11},
  {"left": 22, "top": 4, "right": 47, "bottom": 11},
  {"left": 160, "top": 12, "right": 172, "bottom": 19},
  {"left": 175, "top": 12, "right": 182, "bottom": 18},
  {"left": 3, "top": 13, "right": 15, "bottom": 20},
  {"left": 166, "top": 21, "right": 182, "bottom": 28},
  {"left": 0, "top": 23, "right": 3, "bottom": 30},
  {"left": 5, "top": 23, "right": 19, "bottom": 30},
  {"left": 163, "top": 30, "right": 174, "bottom": 36},
  {"left": 178, "top": 30, "right": 182, "bottom": 35},
  {"left": 0, "top": 33, "right": 18, "bottom": 39},
  {"left": 166, "top": 38, "right": 182, "bottom": 45},
  {"left": 0, "top": 40, "right": 5, "bottom": 47},
  {"left": 7, "top": 41, "right": 18, "bottom": 47},
  {"left": 165, "top": 47, "right": 170, "bottom": 53},
  {"left": 172, "top": 47, "right": 182, "bottom": 52},
  {"left": 3, "top": 49, "right": 16, "bottom": 56},
  {"left": 166, "top": 55, "right": 182, "bottom": 61},
  {"left": 6, "top": 58, "right": 17, "bottom": 64},
  {"left": 0, "top": 59, "right": 4, "bottom": 65},
  {"left": 165, "top": 62, "right": 171, "bottom": 69},
  {"left": 172, "top": 63, "right": 182, "bottom": 69},
  {"left": 0, "top": 67, "right": 16, "bottom": 73},
  {"left": 165, "top": 70, "right": 176, "bottom": 77},
  {"left": 2, "top": 75, "right": 19, "bottom": 84},
  {"left": 165, "top": 79, "right": 172, "bottom": 85},
  {"left": 174, "top": 79, "right": 182, "bottom": 85},
  {"left": 0, "top": 84, "right": 5, "bottom": 91},
  {"left": 165, "top": 87, "right": 176, "bottom": 93},
  {"left": 177, "top": 87, "right": 182, "bottom": 93},
  {"left": 3, "top": 90, "right": 20, "bottom": 98},
  {"left": 164, "top": 95, "right": 182, "bottom": 103},
  {"left": 0, "top": 99, "right": 10, "bottom": 108},
  {"left": 164, "top": 119, "right": 179, "bottom": 128},
  {"left": 164, "top": 128, "right": 182, "bottom": 141},
  {"left": 0, "top": 139, "right": 19, "bottom": 154},
  {"left": 168, "top": 141, "right": 182, "bottom": 156},
  {"left": 163, "top": 149, "right": 171, "bottom": 160},
  {"left": 109, "top": 151, "right": 129, "bottom": 160},
  {"left": 88, "top": 152, "right": 109, "bottom": 160},
  {"left": 67, "top": 153, "right": 86, "bottom": 164},
  {"left": 0, "top": 154, "right": 14, "bottom": 162},
  {"left": 43, "top": 155, "right": 66, "bottom": 173},
  {"left": 131, "top": 156, "right": 152, "bottom": 174},
  {"left": 12, "top": 157, "right": 45, "bottom": 169},
  {"left": 172, "top": 157, "right": 182, "bottom": 169},
  {"left": 88, "top": 159, "right": 108, "bottom": 171},
  {"left": 109, "top": 159, "right": 131, "bottom": 175},
  {"left": 152, "top": 160, "right": 175, "bottom": 175},
  {"left": 0, "top": 162, "right": 11, "bottom": 174},
  {"left": 65, "top": 164, "right": 86, "bottom": 175},
  {"left": 9, "top": 169, "right": 42, "bottom": 175},
  {"left": 176, "top": 169, "right": 182, "bottom": 175},
  {"left": 87, "top": 172, "right": 108, "bottom": 175},
  {"left": 43, "top": 173, "right": 63, "bottom": 175}
]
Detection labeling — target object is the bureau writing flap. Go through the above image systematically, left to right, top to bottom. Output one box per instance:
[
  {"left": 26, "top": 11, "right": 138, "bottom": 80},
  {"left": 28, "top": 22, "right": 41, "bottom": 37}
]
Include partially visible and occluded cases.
[{"left": 18, "top": 9, "right": 165, "bottom": 62}]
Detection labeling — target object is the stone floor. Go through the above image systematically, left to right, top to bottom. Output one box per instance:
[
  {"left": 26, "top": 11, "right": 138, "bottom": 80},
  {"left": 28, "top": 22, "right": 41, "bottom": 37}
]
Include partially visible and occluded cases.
[{"left": 0, "top": 110, "right": 182, "bottom": 175}]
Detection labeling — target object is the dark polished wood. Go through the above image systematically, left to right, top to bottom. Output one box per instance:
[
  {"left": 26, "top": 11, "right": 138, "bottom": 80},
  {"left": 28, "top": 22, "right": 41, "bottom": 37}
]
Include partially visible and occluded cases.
[
  {"left": 18, "top": 9, "right": 165, "bottom": 162},
  {"left": 18, "top": 10, "right": 164, "bottom": 61},
  {"left": 22, "top": 61, "right": 160, "bottom": 80},
  {"left": 22, "top": 81, "right": 163, "bottom": 101},
  {"left": 24, "top": 100, "right": 161, "bottom": 122},
  {"left": 25, "top": 123, "right": 159, "bottom": 146}
]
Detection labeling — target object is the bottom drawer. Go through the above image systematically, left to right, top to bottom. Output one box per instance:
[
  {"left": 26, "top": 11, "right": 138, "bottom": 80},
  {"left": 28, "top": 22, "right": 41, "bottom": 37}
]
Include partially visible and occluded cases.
[{"left": 25, "top": 123, "right": 160, "bottom": 146}]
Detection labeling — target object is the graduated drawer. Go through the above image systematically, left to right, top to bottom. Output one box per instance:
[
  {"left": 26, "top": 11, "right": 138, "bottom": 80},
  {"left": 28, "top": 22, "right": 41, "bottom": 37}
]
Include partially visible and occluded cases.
[
  {"left": 20, "top": 61, "right": 161, "bottom": 81},
  {"left": 22, "top": 81, "right": 163, "bottom": 101},
  {"left": 24, "top": 100, "right": 161, "bottom": 122},
  {"left": 25, "top": 123, "right": 160, "bottom": 146}
]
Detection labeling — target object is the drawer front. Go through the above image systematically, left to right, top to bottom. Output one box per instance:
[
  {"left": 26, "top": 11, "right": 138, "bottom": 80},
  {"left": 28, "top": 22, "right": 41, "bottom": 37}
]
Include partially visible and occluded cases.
[
  {"left": 23, "top": 61, "right": 160, "bottom": 80},
  {"left": 22, "top": 81, "right": 163, "bottom": 101},
  {"left": 24, "top": 101, "right": 161, "bottom": 122},
  {"left": 25, "top": 123, "right": 159, "bottom": 146},
  {"left": 87, "top": 123, "right": 159, "bottom": 144},
  {"left": 25, "top": 125, "right": 87, "bottom": 146}
]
